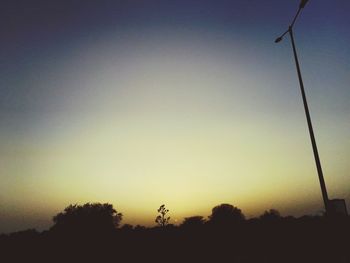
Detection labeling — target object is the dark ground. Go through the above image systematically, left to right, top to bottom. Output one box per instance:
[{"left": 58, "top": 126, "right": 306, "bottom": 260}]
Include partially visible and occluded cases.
[{"left": 1, "top": 216, "right": 349, "bottom": 263}]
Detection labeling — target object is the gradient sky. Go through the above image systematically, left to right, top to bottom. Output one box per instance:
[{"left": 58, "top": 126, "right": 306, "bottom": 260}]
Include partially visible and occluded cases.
[{"left": 0, "top": 0, "right": 349, "bottom": 233}]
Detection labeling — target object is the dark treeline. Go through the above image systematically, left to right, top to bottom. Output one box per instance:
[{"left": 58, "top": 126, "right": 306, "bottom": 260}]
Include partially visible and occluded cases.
[{"left": 1, "top": 202, "right": 349, "bottom": 263}]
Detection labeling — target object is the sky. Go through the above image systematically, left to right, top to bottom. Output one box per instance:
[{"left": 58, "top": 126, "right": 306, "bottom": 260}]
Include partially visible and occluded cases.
[{"left": 0, "top": 0, "right": 349, "bottom": 233}]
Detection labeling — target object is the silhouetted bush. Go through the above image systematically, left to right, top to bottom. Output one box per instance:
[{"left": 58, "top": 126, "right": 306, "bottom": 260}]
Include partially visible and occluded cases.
[
  {"left": 2, "top": 202, "right": 350, "bottom": 263},
  {"left": 51, "top": 203, "right": 122, "bottom": 235},
  {"left": 208, "top": 203, "right": 245, "bottom": 226},
  {"left": 155, "top": 204, "right": 170, "bottom": 227},
  {"left": 259, "top": 209, "right": 281, "bottom": 221},
  {"left": 180, "top": 216, "right": 206, "bottom": 229},
  {"left": 121, "top": 224, "right": 134, "bottom": 231},
  {"left": 134, "top": 225, "right": 147, "bottom": 231}
]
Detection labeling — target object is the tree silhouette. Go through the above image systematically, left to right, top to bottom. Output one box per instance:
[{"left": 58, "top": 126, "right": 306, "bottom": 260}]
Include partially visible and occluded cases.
[
  {"left": 2, "top": 202, "right": 350, "bottom": 263},
  {"left": 51, "top": 203, "right": 122, "bottom": 235},
  {"left": 208, "top": 203, "right": 245, "bottom": 225},
  {"left": 155, "top": 204, "right": 170, "bottom": 227},
  {"left": 259, "top": 209, "right": 281, "bottom": 221},
  {"left": 180, "top": 216, "right": 206, "bottom": 229},
  {"left": 121, "top": 224, "right": 134, "bottom": 231}
]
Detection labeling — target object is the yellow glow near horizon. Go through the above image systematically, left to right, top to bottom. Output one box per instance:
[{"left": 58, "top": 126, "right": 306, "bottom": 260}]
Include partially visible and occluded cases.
[{"left": 1, "top": 34, "right": 349, "bottom": 232}]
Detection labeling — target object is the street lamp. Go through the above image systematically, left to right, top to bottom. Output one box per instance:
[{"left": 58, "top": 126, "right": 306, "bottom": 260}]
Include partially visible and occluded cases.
[{"left": 274, "top": 0, "right": 331, "bottom": 215}]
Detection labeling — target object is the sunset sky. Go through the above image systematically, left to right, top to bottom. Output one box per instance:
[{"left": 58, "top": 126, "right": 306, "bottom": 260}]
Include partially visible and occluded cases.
[{"left": 0, "top": 0, "right": 349, "bottom": 233}]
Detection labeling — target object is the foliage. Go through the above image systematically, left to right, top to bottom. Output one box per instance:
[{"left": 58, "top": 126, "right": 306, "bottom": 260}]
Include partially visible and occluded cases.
[
  {"left": 51, "top": 203, "right": 122, "bottom": 234},
  {"left": 208, "top": 203, "right": 245, "bottom": 225},
  {"left": 155, "top": 204, "right": 170, "bottom": 227},
  {"left": 259, "top": 209, "right": 281, "bottom": 221},
  {"left": 180, "top": 216, "right": 206, "bottom": 228},
  {"left": 121, "top": 224, "right": 134, "bottom": 231}
]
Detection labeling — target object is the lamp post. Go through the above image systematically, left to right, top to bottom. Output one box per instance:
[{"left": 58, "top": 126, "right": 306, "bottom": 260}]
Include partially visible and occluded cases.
[{"left": 275, "top": 0, "right": 330, "bottom": 214}]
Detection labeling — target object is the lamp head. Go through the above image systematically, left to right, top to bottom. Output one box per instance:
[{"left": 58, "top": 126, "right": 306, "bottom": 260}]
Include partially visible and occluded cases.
[
  {"left": 299, "top": 0, "right": 309, "bottom": 9},
  {"left": 275, "top": 36, "right": 283, "bottom": 43}
]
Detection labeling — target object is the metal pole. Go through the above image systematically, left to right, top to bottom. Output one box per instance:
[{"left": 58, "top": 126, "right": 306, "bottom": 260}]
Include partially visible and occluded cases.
[{"left": 288, "top": 27, "right": 330, "bottom": 214}]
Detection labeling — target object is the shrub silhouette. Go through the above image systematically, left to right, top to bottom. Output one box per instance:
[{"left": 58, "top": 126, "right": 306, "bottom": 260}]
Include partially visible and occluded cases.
[
  {"left": 2, "top": 203, "right": 350, "bottom": 263},
  {"left": 51, "top": 203, "right": 122, "bottom": 235},
  {"left": 208, "top": 203, "right": 245, "bottom": 225},
  {"left": 155, "top": 204, "right": 170, "bottom": 227},
  {"left": 259, "top": 209, "right": 281, "bottom": 221},
  {"left": 180, "top": 216, "right": 206, "bottom": 229},
  {"left": 121, "top": 224, "right": 134, "bottom": 231}
]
